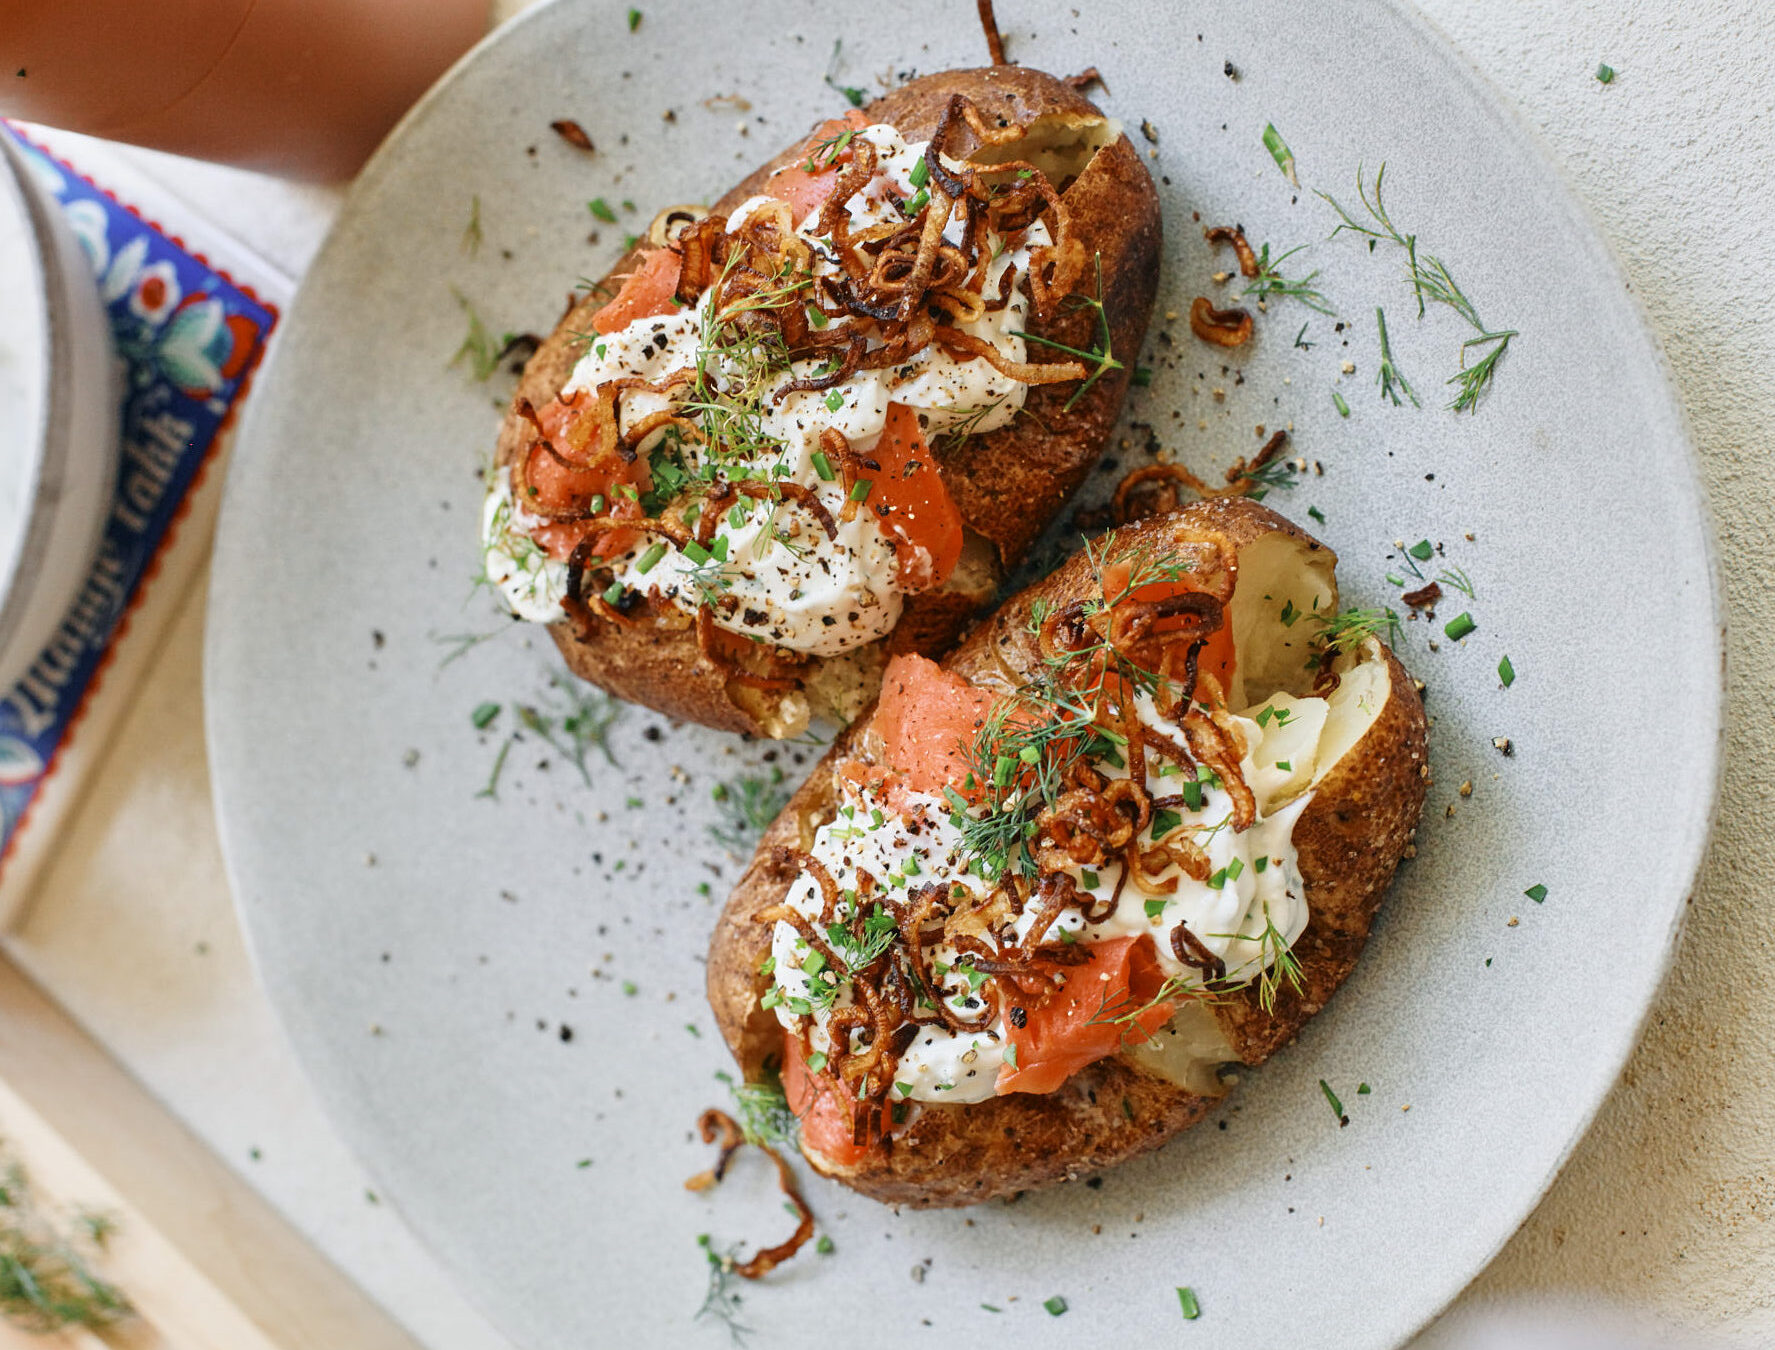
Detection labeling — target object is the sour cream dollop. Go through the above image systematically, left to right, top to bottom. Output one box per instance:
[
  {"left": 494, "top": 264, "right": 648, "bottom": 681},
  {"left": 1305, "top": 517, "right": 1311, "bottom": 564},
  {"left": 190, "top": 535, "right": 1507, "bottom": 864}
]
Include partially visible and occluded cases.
[
  {"left": 481, "top": 124, "right": 1047, "bottom": 656},
  {"left": 763, "top": 691, "right": 1321, "bottom": 1104}
]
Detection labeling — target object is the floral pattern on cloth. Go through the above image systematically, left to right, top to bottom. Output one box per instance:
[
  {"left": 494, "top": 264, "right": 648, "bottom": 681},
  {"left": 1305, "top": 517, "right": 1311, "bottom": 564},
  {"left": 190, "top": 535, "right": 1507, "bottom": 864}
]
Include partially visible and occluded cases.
[{"left": 0, "top": 126, "right": 275, "bottom": 859}]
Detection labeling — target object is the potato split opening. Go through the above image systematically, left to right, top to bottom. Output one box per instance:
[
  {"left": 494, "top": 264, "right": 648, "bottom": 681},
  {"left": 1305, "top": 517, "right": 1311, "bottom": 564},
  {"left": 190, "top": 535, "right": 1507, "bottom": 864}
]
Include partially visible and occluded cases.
[{"left": 967, "top": 114, "right": 1122, "bottom": 183}]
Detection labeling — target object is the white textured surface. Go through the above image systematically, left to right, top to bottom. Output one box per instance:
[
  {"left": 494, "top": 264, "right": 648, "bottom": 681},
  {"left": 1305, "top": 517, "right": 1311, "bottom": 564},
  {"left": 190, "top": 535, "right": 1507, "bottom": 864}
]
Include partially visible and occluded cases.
[
  {"left": 1412, "top": 0, "right": 1775, "bottom": 1335},
  {"left": 5, "top": 1, "right": 1768, "bottom": 1346}
]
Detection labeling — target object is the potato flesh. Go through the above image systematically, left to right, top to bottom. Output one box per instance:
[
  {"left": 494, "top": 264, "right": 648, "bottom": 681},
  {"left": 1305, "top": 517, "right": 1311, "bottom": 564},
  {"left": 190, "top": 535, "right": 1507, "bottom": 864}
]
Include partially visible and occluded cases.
[
  {"left": 967, "top": 114, "right": 1123, "bottom": 181},
  {"left": 1225, "top": 530, "right": 1337, "bottom": 710},
  {"left": 1130, "top": 537, "right": 1392, "bottom": 1092}
]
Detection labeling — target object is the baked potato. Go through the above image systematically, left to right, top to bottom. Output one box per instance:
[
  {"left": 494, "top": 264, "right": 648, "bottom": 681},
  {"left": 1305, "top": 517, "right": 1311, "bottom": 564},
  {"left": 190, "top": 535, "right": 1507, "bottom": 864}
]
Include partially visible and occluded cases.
[
  {"left": 481, "top": 64, "right": 1160, "bottom": 737},
  {"left": 707, "top": 497, "right": 1429, "bottom": 1206}
]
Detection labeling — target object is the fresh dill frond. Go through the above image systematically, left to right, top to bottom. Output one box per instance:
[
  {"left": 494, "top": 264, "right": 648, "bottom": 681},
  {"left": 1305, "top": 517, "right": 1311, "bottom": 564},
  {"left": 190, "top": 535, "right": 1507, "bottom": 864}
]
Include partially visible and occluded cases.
[
  {"left": 1318, "top": 165, "right": 1517, "bottom": 413},
  {"left": 462, "top": 195, "right": 483, "bottom": 257},
  {"left": 1240, "top": 242, "right": 1333, "bottom": 315},
  {"left": 1017, "top": 253, "right": 1124, "bottom": 413},
  {"left": 447, "top": 290, "right": 519, "bottom": 383},
  {"left": 1374, "top": 307, "right": 1419, "bottom": 408},
  {"left": 1449, "top": 330, "right": 1516, "bottom": 414},
  {"left": 935, "top": 399, "right": 1010, "bottom": 455},
  {"left": 1241, "top": 457, "right": 1300, "bottom": 499},
  {"left": 1086, "top": 531, "right": 1198, "bottom": 607},
  {"left": 1436, "top": 564, "right": 1476, "bottom": 598},
  {"left": 1313, "top": 606, "right": 1402, "bottom": 655},
  {"left": 433, "top": 626, "right": 510, "bottom": 669},
  {"left": 954, "top": 683, "right": 1102, "bottom": 879},
  {"left": 515, "top": 685, "right": 620, "bottom": 785},
  {"left": 710, "top": 769, "right": 789, "bottom": 849},
  {"left": 1209, "top": 904, "right": 1304, "bottom": 1016},
  {"left": 1252, "top": 909, "right": 1304, "bottom": 1016},
  {"left": 1086, "top": 970, "right": 1216, "bottom": 1045},
  {"left": 714, "top": 1070, "right": 797, "bottom": 1147},
  {"left": 0, "top": 1159, "right": 131, "bottom": 1334},
  {"left": 695, "top": 1233, "right": 752, "bottom": 1344}
]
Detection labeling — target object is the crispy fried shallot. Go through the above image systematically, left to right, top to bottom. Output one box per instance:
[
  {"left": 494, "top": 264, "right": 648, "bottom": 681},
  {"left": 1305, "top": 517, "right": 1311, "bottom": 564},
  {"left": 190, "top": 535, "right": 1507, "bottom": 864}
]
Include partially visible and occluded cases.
[
  {"left": 977, "top": 0, "right": 1008, "bottom": 65},
  {"left": 548, "top": 119, "right": 594, "bottom": 152},
  {"left": 1204, "top": 224, "right": 1259, "bottom": 279},
  {"left": 1189, "top": 297, "right": 1255, "bottom": 348},
  {"left": 684, "top": 1108, "right": 816, "bottom": 1278}
]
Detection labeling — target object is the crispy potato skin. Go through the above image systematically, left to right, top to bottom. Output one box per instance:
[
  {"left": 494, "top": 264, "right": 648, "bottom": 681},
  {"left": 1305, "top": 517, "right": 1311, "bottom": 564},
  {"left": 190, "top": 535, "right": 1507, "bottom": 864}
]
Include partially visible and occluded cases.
[
  {"left": 494, "top": 66, "right": 1160, "bottom": 736},
  {"left": 708, "top": 499, "right": 1428, "bottom": 1207}
]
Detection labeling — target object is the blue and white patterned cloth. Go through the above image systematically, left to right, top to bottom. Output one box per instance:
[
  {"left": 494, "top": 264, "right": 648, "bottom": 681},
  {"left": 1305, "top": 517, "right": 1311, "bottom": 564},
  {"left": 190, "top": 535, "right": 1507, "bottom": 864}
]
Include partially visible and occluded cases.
[{"left": 0, "top": 127, "right": 275, "bottom": 856}]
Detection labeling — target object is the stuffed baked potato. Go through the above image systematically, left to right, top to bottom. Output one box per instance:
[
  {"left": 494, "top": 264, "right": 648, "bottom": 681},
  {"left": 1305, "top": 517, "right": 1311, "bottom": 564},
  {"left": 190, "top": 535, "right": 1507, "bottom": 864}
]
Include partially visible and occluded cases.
[
  {"left": 481, "top": 64, "right": 1160, "bottom": 737},
  {"left": 707, "top": 497, "right": 1428, "bottom": 1206}
]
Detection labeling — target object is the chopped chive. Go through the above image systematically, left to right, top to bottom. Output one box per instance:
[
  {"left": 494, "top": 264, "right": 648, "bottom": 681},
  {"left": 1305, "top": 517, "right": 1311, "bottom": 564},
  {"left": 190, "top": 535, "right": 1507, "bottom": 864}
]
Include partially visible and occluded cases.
[
  {"left": 626, "top": 7, "right": 641, "bottom": 30},
  {"left": 1595, "top": 61, "right": 1616, "bottom": 84},
  {"left": 1262, "top": 122, "right": 1299, "bottom": 186},
  {"left": 908, "top": 157, "right": 930, "bottom": 190},
  {"left": 903, "top": 187, "right": 930, "bottom": 215},
  {"left": 588, "top": 197, "right": 617, "bottom": 223},
  {"left": 806, "top": 303, "right": 829, "bottom": 329},
  {"left": 1132, "top": 365, "right": 1154, "bottom": 387},
  {"left": 824, "top": 389, "right": 845, "bottom": 412},
  {"left": 1333, "top": 390, "right": 1351, "bottom": 417},
  {"left": 811, "top": 451, "right": 836, "bottom": 481},
  {"left": 848, "top": 479, "right": 873, "bottom": 503},
  {"left": 587, "top": 493, "right": 606, "bottom": 515},
  {"left": 1307, "top": 505, "right": 1327, "bottom": 524},
  {"left": 711, "top": 535, "right": 729, "bottom": 562},
  {"left": 1408, "top": 539, "right": 1435, "bottom": 561},
  {"left": 681, "top": 541, "right": 711, "bottom": 565},
  {"left": 635, "top": 542, "right": 667, "bottom": 574},
  {"left": 1386, "top": 572, "right": 1406, "bottom": 586},
  {"left": 602, "top": 581, "right": 626, "bottom": 605},
  {"left": 1279, "top": 599, "right": 1300, "bottom": 627},
  {"left": 1444, "top": 611, "right": 1477, "bottom": 641},
  {"left": 1498, "top": 654, "right": 1515, "bottom": 686},
  {"left": 471, "top": 701, "right": 500, "bottom": 729},
  {"left": 1255, "top": 706, "right": 1274, "bottom": 727},
  {"left": 1018, "top": 744, "right": 1041, "bottom": 764},
  {"left": 993, "top": 754, "right": 1016, "bottom": 787},
  {"left": 1274, "top": 760, "right": 1291, "bottom": 772},
  {"left": 1180, "top": 780, "right": 1204, "bottom": 811},
  {"left": 1150, "top": 807, "right": 1183, "bottom": 839},
  {"left": 1253, "top": 854, "right": 1269, "bottom": 873},
  {"left": 1225, "top": 856, "right": 1245, "bottom": 880},
  {"left": 1206, "top": 867, "right": 1228, "bottom": 891},
  {"left": 1081, "top": 869, "right": 1100, "bottom": 889},
  {"left": 1525, "top": 883, "right": 1548, "bottom": 903},
  {"left": 1144, "top": 898, "right": 1167, "bottom": 921},
  {"left": 622, "top": 980, "right": 638, "bottom": 996},
  {"left": 1003, "top": 1043, "right": 1018, "bottom": 1067},
  {"left": 804, "top": 1050, "right": 828, "bottom": 1073},
  {"left": 1319, "top": 1078, "right": 1346, "bottom": 1122},
  {"left": 896, "top": 1081, "right": 913, "bottom": 1097},
  {"left": 1357, "top": 1082, "right": 1371, "bottom": 1094},
  {"left": 816, "top": 1234, "right": 835, "bottom": 1255},
  {"left": 1177, "top": 1287, "right": 1201, "bottom": 1320},
  {"left": 1043, "top": 1296, "right": 1068, "bottom": 1317}
]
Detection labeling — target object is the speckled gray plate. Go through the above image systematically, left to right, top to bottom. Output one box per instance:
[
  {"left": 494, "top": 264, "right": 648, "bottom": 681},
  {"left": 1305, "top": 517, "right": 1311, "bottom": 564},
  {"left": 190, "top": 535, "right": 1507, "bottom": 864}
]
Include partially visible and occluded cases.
[{"left": 206, "top": 2, "right": 1720, "bottom": 1347}]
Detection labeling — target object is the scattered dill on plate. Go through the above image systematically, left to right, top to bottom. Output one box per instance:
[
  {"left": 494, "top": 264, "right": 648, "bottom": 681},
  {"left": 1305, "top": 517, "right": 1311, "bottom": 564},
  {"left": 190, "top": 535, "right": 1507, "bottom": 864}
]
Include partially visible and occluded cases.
[{"left": 0, "top": 1155, "right": 130, "bottom": 1334}]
